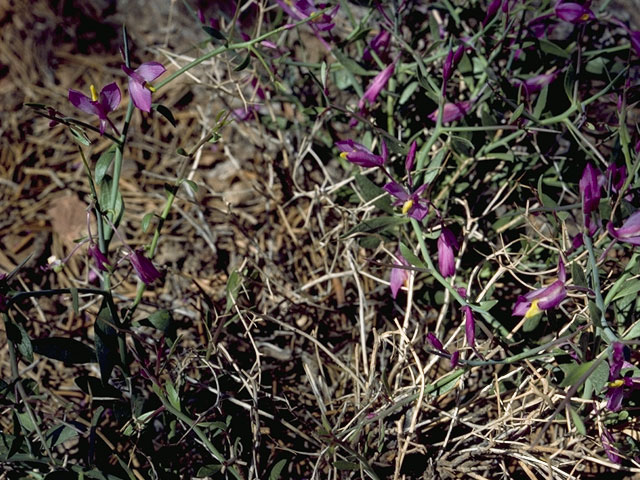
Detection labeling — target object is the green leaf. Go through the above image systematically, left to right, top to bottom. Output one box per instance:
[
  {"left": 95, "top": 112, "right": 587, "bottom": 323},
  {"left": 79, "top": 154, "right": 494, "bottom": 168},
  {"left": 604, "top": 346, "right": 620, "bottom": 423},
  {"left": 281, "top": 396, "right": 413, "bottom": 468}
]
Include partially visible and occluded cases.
[
  {"left": 202, "top": 26, "right": 226, "bottom": 42},
  {"left": 539, "top": 39, "right": 570, "bottom": 59},
  {"left": 332, "top": 49, "right": 370, "bottom": 76},
  {"left": 234, "top": 54, "right": 251, "bottom": 72},
  {"left": 399, "top": 81, "right": 419, "bottom": 105},
  {"left": 533, "top": 85, "right": 549, "bottom": 119},
  {"left": 511, "top": 103, "right": 525, "bottom": 123},
  {"left": 152, "top": 104, "right": 177, "bottom": 127},
  {"left": 69, "top": 126, "right": 91, "bottom": 146},
  {"left": 95, "top": 144, "right": 117, "bottom": 184},
  {"left": 176, "top": 147, "right": 189, "bottom": 156},
  {"left": 422, "top": 147, "right": 445, "bottom": 184},
  {"left": 354, "top": 174, "right": 392, "bottom": 214},
  {"left": 99, "top": 175, "right": 124, "bottom": 227},
  {"left": 182, "top": 179, "right": 199, "bottom": 194},
  {"left": 141, "top": 212, "right": 154, "bottom": 233},
  {"left": 343, "top": 216, "right": 410, "bottom": 237},
  {"left": 399, "top": 242, "right": 425, "bottom": 270},
  {"left": 571, "top": 262, "right": 587, "bottom": 288},
  {"left": 225, "top": 271, "right": 242, "bottom": 314},
  {"left": 609, "top": 279, "right": 640, "bottom": 303},
  {"left": 70, "top": 287, "right": 79, "bottom": 314},
  {"left": 94, "top": 300, "right": 119, "bottom": 383},
  {"left": 145, "top": 309, "right": 173, "bottom": 333},
  {"left": 6, "top": 319, "right": 32, "bottom": 363},
  {"left": 624, "top": 320, "right": 640, "bottom": 340},
  {"left": 32, "top": 337, "right": 96, "bottom": 364},
  {"left": 583, "top": 358, "right": 609, "bottom": 400},
  {"left": 559, "top": 359, "right": 604, "bottom": 388},
  {"left": 75, "top": 375, "right": 122, "bottom": 398},
  {"left": 166, "top": 381, "right": 181, "bottom": 410},
  {"left": 569, "top": 406, "right": 586, "bottom": 435},
  {"left": 46, "top": 423, "right": 80, "bottom": 448},
  {"left": 269, "top": 459, "right": 287, "bottom": 480},
  {"left": 333, "top": 460, "right": 359, "bottom": 470},
  {"left": 196, "top": 465, "right": 222, "bottom": 477}
]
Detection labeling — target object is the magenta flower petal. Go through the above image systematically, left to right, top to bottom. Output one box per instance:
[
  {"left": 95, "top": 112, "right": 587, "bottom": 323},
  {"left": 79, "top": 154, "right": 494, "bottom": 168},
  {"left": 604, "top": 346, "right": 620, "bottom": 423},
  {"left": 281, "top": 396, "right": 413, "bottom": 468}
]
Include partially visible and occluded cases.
[
  {"left": 555, "top": 3, "right": 595, "bottom": 23},
  {"left": 361, "top": 60, "right": 396, "bottom": 106},
  {"left": 135, "top": 62, "right": 166, "bottom": 82},
  {"left": 515, "top": 73, "right": 557, "bottom": 96},
  {"left": 129, "top": 78, "right": 152, "bottom": 112},
  {"left": 100, "top": 82, "right": 122, "bottom": 112},
  {"left": 69, "top": 90, "right": 100, "bottom": 116},
  {"left": 428, "top": 101, "right": 471, "bottom": 123},
  {"left": 336, "top": 140, "right": 386, "bottom": 168},
  {"left": 405, "top": 141, "right": 417, "bottom": 174},
  {"left": 580, "top": 163, "right": 603, "bottom": 216},
  {"left": 383, "top": 182, "right": 409, "bottom": 202},
  {"left": 607, "top": 211, "right": 640, "bottom": 246},
  {"left": 437, "top": 228, "right": 459, "bottom": 278},
  {"left": 88, "top": 243, "right": 110, "bottom": 272},
  {"left": 129, "top": 250, "right": 162, "bottom": 285},
  {"left": 390, "top": 253, "right": 410, "bottom": 299},
  {"left": 536, "top": 280, "right": 566, "bottom": 310},
  {"left": 464, "top": 306, "right": 475, "bottom": 348},
  {"left": 427, "top": 332, "right": 445, "bottom": 352},
  {"left": 601, "top": 429, "right": 621, "bottom": 463}
]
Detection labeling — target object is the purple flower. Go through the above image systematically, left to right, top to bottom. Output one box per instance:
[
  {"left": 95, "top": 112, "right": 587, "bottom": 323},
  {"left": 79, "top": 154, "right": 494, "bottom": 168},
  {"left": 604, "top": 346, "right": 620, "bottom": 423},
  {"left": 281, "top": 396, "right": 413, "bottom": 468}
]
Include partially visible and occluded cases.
[
  {"left": 274, "top": 0, "right": 339, "bottom": 32},
  {"left": 483, "top": 0, "right": 503, "bottom": 26},
  {"left": 555, "top": 2, "right": 595, "bottom": 23},
  {"left": 529, "top": 14, "right": 556, "bottom": 38},
  {"left": 363, "top": 30, "right": 391, "bottom": 63},
  {"left": 630, "top": 30, "right": 640, "bottom": 57},
  {"left": 442, "top": 45, "right": 464, "bottom": 86},
  {"left": 358, "top": 60, "right": 396, "bottom": 113},
  {"left": 121, "top": 62, "right": 166, "bottom": 112},
  {"left": 514, "top": 72, "right": 557, "bottom": 96},
  {"left": 68, "top": 82, "right": 121, "bottom": 135},
  {"left": 427, "top": 101, "right": 472, "bottom": 124},
  {"left": 336, "top": 140, "right": 387, "bottom": 168},
  {"left": 405, "top": 141, "right": 418, "bottom": 181},
  {"left": 580, "top": 163, "right": 603, "bottom": 216},
  {"left": 606, "top": 163, "right": 627, "bottom": 194},
  {"left": 384, "top": 182, "right": 430, "bottom": 221},
  {"left": 607, "top": 211, "right": 640, "bottom": 246},
  {"left": 437, "top": 228, "right": 459, "bottom": 278},
  {"left": 88, "top": 243, "right": 110, "bottom": 272},
  {"left": 129, "top": 250, "right": 162, "bottom": 285},
  {"left": 390, "top": 252, "right": 410, "bottom": 299},
  {"left": 512, "top": 261, "right": 567, "bottom": 317},
  {"left": 464, "top": 306, "right": 475, "bottom": 348},
  {"left": 427, "top": 332, "right": 444, "bottom": 352},
  {"left": 605, "top": 343, "right": 639, "bottom": 412},
  {"left": 601, "top": 429, "right": 620, "bottom": 464}
]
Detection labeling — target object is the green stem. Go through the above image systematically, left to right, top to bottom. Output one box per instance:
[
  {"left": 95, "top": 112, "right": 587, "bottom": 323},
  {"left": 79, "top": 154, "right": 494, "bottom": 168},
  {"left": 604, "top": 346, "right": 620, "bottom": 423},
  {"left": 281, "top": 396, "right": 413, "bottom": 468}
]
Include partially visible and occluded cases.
[
  {"left": 410, "top": 219, "right": 510, "bottom": 338},
  {"left": 583, "top": 233, "right": 618, "bottom": 343}
]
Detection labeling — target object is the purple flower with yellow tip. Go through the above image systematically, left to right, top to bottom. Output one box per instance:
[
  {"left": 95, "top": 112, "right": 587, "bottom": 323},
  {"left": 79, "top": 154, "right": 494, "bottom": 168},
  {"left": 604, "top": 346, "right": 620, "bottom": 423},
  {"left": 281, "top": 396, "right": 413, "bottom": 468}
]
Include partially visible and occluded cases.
[
  {"left": 555, "top": 2, "right": 595, "bottom": 23},
  {"left": 121, "top": 62, "right": 166, "bottom": 112},
  {"left": 514, "top": 72, "right": 557, "bottom": 96},
  {"left": 68, "top": 82, "right": 121, "bottom": 135},
  {"left": 336, "top": 139, "right": 387, "bottom": 168},
  {"left": 607, "top": 211, "right": 640, "bottom": 246},
  {"left": 437, "top": 228, "right": 459, "bottom": 278},
  {"left": 389, "top": 252, "right": 411, "bottom": 299},
  {"left": 512, "top": 260, "right": 567, "bottom": 318}
]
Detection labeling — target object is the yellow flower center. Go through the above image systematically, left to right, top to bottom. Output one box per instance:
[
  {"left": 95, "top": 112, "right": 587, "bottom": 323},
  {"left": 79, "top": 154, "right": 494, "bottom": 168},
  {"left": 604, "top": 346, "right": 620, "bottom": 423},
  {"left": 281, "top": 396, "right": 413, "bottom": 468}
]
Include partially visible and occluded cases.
[
  {"left": 579, "top": 13, "right": 590, "bottom": 21},
  {"left": 145, "top": 83, "right": 156, "bottom": 92},
  {"left": 90, "top": 84, "right": 98, "bottom": 102},
  {"left": 339, "top": 152, "right": 348, "bottom": 159},
  {"left": 402, "top": 199, "right": 414, "bottom": 215},
  {"left": 524, "top": 299, "right": 541, "bottom": 319},
  {"left": 609, "top": 379, "right": 625, "bottom": 388}
]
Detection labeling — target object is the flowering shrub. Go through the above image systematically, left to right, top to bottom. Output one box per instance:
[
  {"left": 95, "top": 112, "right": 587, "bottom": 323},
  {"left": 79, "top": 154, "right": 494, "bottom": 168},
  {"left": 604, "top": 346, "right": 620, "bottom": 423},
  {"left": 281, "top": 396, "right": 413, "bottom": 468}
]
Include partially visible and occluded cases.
[{"left": 5, "top": 0, "right": 640, "bottom": 477}]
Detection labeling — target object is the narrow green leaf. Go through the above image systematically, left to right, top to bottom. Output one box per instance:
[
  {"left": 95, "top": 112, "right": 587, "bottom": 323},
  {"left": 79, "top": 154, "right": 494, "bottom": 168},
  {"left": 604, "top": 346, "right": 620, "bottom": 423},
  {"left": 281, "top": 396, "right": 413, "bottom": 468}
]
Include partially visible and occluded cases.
[
  {"left": 202, "top": 26, "right": 226, "bottom": 41},
  {"left": 539, "top": 39, "right": 570, "bottom": 58},
  {"left": 332, "top": 49, "right": 370, "bottom": 76},
  {"left": 234, "top": 54, "right": 251, "bottom": 72},
  {"left": 511, "top": 103, "right": 525, "bottom": 123},
  {"left": 152, "top": 104, "right": 177, "bottom": 127},
  {"left": 69, "top": 126, "right": 91, "bottom": 146},
  {"left": 95, "top": 145, "right": 117, "bottom": 184},
  {"left": 141, "top": 212, "right": 154, "bottom": 233},
  {"left": 343, "top": 216, "right": 410, "bottom": 237},
  {"left": 225, "top": 271, "right": 242, "bottom": 314},
  {"left": 70, "top": 287, "right": 79, "bottom": 315},
  {"left": 94, "top": 300, "right": 119, "bottom": 383},
  {"left": 6, "top": 319, "right": 33, "bottom": 363},
  {"left": 32, "top": 338, "right": 96, "bottom": 364},
  {"left": 166, "top": 381, "right": 181, "bottom": 411},
  {"left": 569, "top": 406, "right": 587, "bottom": 435},
  {"left": 269, "top": 459, "right": 287, "bottom": 480}
]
